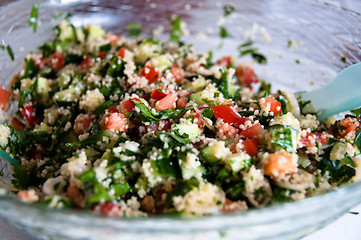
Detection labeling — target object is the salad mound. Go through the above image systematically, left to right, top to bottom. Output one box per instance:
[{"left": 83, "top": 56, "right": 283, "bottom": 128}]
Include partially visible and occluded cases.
[{"left": 1, "top": 19, "right": 361, "bottom": 217}]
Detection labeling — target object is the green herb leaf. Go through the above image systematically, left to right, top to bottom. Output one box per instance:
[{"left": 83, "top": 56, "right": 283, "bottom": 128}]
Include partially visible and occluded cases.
[
  {"left": 29, "top": 3, "right": 39, "bottom": 32},
  {"left": 223, "top": 4, "right": 235, "bottom": 17},
  {"left": 169, "top": 16, "right": 182, "bottom": 42},
  {"left": 126, "top": 22, "right": 142, "bottom": 36},
  {"left": 219, "top": 26, "right": 231, "bottom": 39},
  {"left": 1, "top": 41, "right": 15, "bottom": 61},
  {"left": 238, "top": 41, "right": 267, "bottom": 64},
  {"left": 22, "top": 58, "right": 40, "bottom": 79},
  {"left": 18, "top": 79, "right": 38, "bottom": 108},
  {"left": 132, "top": 101, "right": 160, "bottom": 123},
  {"left": 351, "top": 108, "right": 361, "bottom": 117},
  {"left": 268, "top": 124, "right": 297, "bottom": 152},
  {"left": 166, "top": 178, "right": 199, "bottom": 204},
  {"left": 349, "top": 212, "right": 359, "bottom": 215}
]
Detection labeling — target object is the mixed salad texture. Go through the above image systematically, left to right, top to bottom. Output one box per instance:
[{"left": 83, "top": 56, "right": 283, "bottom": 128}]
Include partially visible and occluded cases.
[{"left": 0, "top": 16, "right": 361, "bottom": 217}]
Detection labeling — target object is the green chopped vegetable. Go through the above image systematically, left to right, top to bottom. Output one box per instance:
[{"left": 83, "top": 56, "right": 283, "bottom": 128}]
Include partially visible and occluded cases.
[{"left": 29, "top": 3, "right": 39, "bottom": 32}]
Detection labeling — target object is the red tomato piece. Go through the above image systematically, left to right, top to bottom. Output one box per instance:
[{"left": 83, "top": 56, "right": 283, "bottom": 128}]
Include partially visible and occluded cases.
[
  {"left": 105, "top": 33, "right": 120, "bottom": 46},
  {"left": 116, "top": 47, "right": 126, "bottom": 58},
  {"left": 97, "top": 51, "right": 107, "bottom": 59},
  {"left": 49, "top": 52, "right": 65, "bottom": 71},
  {"left": 80, "top": 55, "right": 95, "bottom": 69},
  {"left": 216, "top": 56, "right": 232, "bottom": 68},
  {"left": 141, "top": 65, "right": 161, "bottom": 83},
  {"left": 170, "top": 65, "right": 183, "bottom": 83},
  {"left": 235, "top": 65, "right": 258, "bottom": 85},
  {"left": 0, "top": 85, "right": 11, "bottom": 110},
  {"left": 150, "top": 89, "right": 167, "bottom": 100},
  {"left": 155, "top": 93, "right": 177, "bottom": 111},
  {"left": 259, "top": 95, "right": 282, "bottom": 116},
  {"left": 122, "top": 98, "right": 140, "bottom": 112},
  {"left": 21, "top": 105, "right": 38, "bottom": 128},
  {"left": 213, "top": 105, "right": 248, "bottom": 127},
  {"left": 102, "top": 112, "right": 128, "bottom": 132},
  {"left": 74, "top": 114, "right": 95, "bottom": 134},
  {"left": 339, "top": 117, "right": 357, "bottom": 137},
  {"left": 11, "top": 118, "right": 25, "bottom": 131},
  {"left": 218, "top": 123, "right": 238, "bottom": 138},
  {"left": 240, "top": 123, "right": 263, "bottom": 138},
  {"left": 300, "top": 132, "right": 316, "bottom": 148},
  {"left": 315, "top": 132, "right": 329, "bottom": 144},
  {"left": 242, "top": 138, "right": 259, "bottom": 156},
  {"left": 264, "top": 152, "right": 297, "bottom": 178},
  {"left": 66, "top": 186, "right": 82, "bottom": 199},
  {"left": 98, "top": 202, "right": 121, "bottom": 216}
]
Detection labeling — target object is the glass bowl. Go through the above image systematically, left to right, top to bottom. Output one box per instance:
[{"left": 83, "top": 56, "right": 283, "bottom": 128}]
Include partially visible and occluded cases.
[{"left": 1, "top": 0, "right": 361, "bottom": 239}]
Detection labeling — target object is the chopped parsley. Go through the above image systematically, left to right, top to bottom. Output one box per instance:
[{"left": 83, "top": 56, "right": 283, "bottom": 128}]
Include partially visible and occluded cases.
[
  {"left": 29, "top": 3, "right": 40, "bottom": 32},
  {"left": 223, "top": 4, "right": 235, "bottom": 17},
  {"left": 169, "top": 16, "right": 182, "bottom": 42},
  {"left": 126, "top": 22, "right": 142, "bottom": 36},
  {"left": 0, "top": 41, "right": 14, "bottom": 61},
  {"left": 238, "top": 41, "right": 267, "bottom": 64}
]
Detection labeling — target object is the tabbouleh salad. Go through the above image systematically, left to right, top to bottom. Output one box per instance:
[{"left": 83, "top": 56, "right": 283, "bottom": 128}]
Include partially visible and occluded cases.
[{"left": 1, "top": 18, "right": 361, "bottom": 217}]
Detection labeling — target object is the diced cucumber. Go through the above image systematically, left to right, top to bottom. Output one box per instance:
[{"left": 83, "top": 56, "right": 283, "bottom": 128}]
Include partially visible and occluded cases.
[
  {"left": 58, "top": 20, "right": 84, "bottom": 42},
  {"left": 86, "top": 24, "right": 105, "bottom": 39},
  {"left": 135, "top": 42, "right": 160, "bottom": 63},
  {"left": 150, "top": 54, "right": 172, "bottom": 72},
  {"left": 58, "top": 72, "right": 72, "bottom": 89},
  {"left": 184, "top": 76, "right": 207, "bottom": 92},
  {"left": 36, "top": 77, "right": 50, "bottom": 102},
  {"left": 54, "top": 88, "right": 77, "bottom": 102},
  {"left": 189, "top": 89, "right": 214, "bottom": 105},
  {"left": 271, "top": 112, "right": 300, "bottom": 131},
  {"left": 324, "top": 116, "right": 336, "bottom": 128},
  {"left": 34, "top": 122, "right": 52, "bottom": 133},
  {"left": 173, "top": 123, "right": 200, "bottom": 140},
  {"left": 268, "top": 124, "right": 298, "bottom": 152},
  {"left": 201, "top": 141, "right": 228, "bottom": 164},
  {"left": 330, "top": 142, "right": 347, "bottom": 161},
  {"left": 225, "top": 152, "right": 252, "bottom": 172},
  {"left": 298, "top": 153, "right": 311, "bottom": 168},
  {"left": 180, "top": 164, "right": 204, "bottom": 179},
  {"left": 135, "top": 174, "right": 148, "bottom": 192}
]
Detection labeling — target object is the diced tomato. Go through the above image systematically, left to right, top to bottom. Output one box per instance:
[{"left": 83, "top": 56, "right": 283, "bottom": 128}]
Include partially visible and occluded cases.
[
  {"left": 105, "top": 33, "right": 121, "bottom": 46},
  {"left": 116, "top": 47, "right": 126, "bottom": 58},
  {"left": 97, "top": 51, "right": 107, "bottom": 59},
  {"left": 49, "top": 52, "right": 65, "bottom": 71},
  {"left": 29, "top": 53, "right": 44, "bottom": 69},
  {"left": 80, "top": 55, "right": 95, "bottom": 69},
  {"left": 216, "top": 56, "right": 232, "bottom": 68},
  {"left": 170, "top": 64, "right": 183, "bottom": 83},
  {"left": 141, "top": 65, "right": 161, "bottom": 84},
  {"left": 235, "top": 65, "right": 258, "bottom": 85},
  {"left": 0, "top": 85, "right": 11, "bottom": 110},
  {"left": 150, "top": 89, "right": 167, "bottom": 100},
  {"left": 155, "top": 93, "right": 177, "bottom": 111},
  {"left": 259, "top": 95, "right": 282, "bottom": 116},
  {"left": 122, "top": 98, "right": 140, "bottom": 113},
  {"left": 176, "top": 98, "right": 187, "bottom": 108},
  {"left": 21, "top": 105, "right": 38, "bottom": 128},
  {"left": 213, "top": 105, "right": 248, "bottom": 127},
  {"left": 108, "top": 106, "right": 119, "bottom": 113},
  {"left": 102, "top": 112, "right": 128, "bottom": 132},
  {"left": 192, "top": 113, "right": 204, "bottom": 129},
  {"left": 74, "top": 114, "right": 95, "bottom": 134},
  {"left": 339, "top": 117, "right": 357, "bottom": 137},
  {"left": 11, "top": 118, "right": 25, "bottom": 131},
  {"left": 148, "top": 120, "right": 172, "bottom": 131},
  {"left": 218, "top": 123, "right": 238, "bottom": 138},
  {"left": 240, "top": 123, "right": 263, "bottom": 138},
  {"left": 300, "top": 132, "right": 316, "bottom": 148},
  {"left": 315, "top": 132, "right": 329, "bottom": 144},
  {"left": 242, "top": 138, "right": 259, "bottom": 156},
  {"left": 264, "top": 152, "right": 297, "bottom": 178},
  {"left": 66, "top": 186, "right": 82, "bottom": 199},
  {"left": 141, "top": 196, "right": 155, "bottom": 212},
  {"left": 221, "top": 198, "right": 247, "bottom": 213},
  {"left": 97, "top": 202, "right": 122, "bottom": 216}
]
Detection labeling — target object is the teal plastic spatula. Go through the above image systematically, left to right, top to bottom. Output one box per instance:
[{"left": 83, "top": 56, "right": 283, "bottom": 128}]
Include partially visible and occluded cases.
[{"left": 297, "top": 62, "right": 361, "bottom": 120}]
